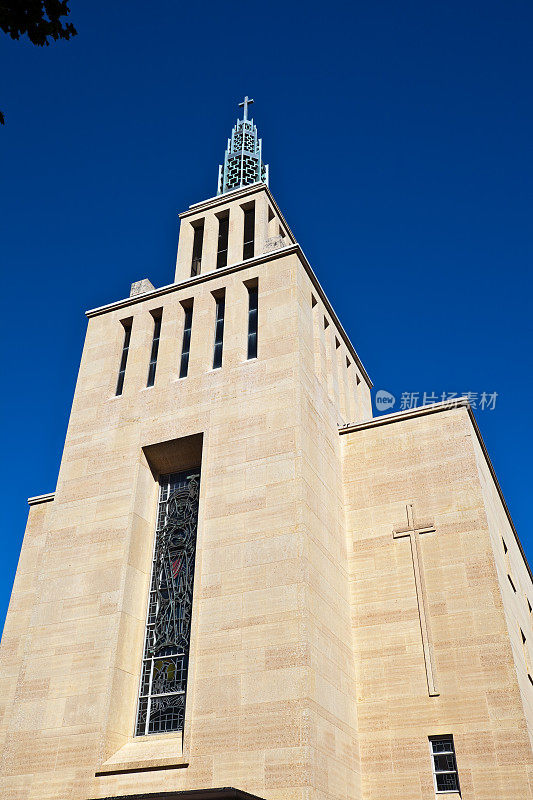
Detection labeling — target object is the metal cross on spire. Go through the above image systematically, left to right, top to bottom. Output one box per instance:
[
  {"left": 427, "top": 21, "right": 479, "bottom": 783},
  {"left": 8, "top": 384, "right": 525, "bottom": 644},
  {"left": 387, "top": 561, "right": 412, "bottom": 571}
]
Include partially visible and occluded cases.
[{"left": 238, "top": 96, "right": 254, "bottom": 120}]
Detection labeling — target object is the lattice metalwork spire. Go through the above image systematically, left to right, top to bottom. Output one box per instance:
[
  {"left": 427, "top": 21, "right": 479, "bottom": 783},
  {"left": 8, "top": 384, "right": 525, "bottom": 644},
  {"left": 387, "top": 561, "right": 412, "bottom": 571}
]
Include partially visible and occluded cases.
[{"left": 217, "top": 96, "right": 269, "bottom": 195}]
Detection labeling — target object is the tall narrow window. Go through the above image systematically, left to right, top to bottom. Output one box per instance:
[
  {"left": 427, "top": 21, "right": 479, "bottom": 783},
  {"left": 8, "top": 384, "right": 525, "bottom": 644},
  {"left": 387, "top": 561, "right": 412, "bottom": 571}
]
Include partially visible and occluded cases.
[
  {"left": 243, "top": 205, "right": 255, "bottom": 260},
  {"left": 216, "top": 213, "right": 229, "bottom": 268},
  {"left": 191, "top": 222, "right": 204, "bottom": 276},
  {"left": 247, "top": 283, "right": 258, "bottom": 359},
  {"left": 212, "top": 293, "right": 225, "bottom": 369},
  {"left": 179, "top": 303, "right": 193, "bottom": 379},
  {"left": 147, "top": 311, "right": 162, "bottom": 387},
  {"left": 115, "top": 320, "right": 132, "bottom": 396},
  {"left": 136, "top": 469, "right": 201, "bottom": 736},
  {"left": 429, "top": 736, "right": 460, "bottom": 793}
]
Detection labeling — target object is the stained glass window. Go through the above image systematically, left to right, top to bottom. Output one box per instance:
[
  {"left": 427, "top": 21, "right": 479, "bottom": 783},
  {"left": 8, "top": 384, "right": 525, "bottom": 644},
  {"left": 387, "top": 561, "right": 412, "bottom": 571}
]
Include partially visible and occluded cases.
[{"left": 136, "top": 470, "right": 200, "bottom": 736}]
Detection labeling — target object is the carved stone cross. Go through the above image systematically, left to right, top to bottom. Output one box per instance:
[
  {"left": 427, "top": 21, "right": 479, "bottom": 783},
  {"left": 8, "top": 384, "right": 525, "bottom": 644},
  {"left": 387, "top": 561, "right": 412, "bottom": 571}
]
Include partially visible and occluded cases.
[{"left": 393, "top": 503, "right": 439, "bottom": 697}]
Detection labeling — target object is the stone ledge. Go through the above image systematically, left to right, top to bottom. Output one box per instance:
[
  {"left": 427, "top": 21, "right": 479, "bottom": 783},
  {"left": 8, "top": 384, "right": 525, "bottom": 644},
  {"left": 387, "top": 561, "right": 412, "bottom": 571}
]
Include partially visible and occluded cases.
[
  {"left": 27, "top": 492, "right": 55, "bottom": 506},
  {"left": 95, "top": 734, "right": 186, "bottom": 776},
  {"left": 87, "top": 787, "right": 267, "bottom": 800}
]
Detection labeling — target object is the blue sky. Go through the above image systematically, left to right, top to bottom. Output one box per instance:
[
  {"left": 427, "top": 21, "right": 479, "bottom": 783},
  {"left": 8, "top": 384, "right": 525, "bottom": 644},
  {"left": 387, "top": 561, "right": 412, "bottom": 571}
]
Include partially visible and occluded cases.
[{"left": 1, "top": 0, "right": 532, "bottom": 629}]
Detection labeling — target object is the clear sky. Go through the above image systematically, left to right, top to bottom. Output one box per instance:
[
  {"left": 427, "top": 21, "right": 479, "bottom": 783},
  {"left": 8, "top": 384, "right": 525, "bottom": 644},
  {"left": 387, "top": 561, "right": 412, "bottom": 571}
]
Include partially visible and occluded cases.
[{"left": 1, "top": 0, "right": 532, "bottom": 630}]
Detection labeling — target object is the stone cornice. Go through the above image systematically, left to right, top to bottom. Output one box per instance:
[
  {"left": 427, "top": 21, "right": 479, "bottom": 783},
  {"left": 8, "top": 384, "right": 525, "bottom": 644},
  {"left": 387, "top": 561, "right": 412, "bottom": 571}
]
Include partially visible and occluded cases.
[
  {"left": 85, "top": 244, "right": 372, "bottom": 388},
  {"left": 340, "top": 398, "right": 532, "bottom": 583},
  {"left": 28, "top": 492, "right": 55, "bottom": 506}
]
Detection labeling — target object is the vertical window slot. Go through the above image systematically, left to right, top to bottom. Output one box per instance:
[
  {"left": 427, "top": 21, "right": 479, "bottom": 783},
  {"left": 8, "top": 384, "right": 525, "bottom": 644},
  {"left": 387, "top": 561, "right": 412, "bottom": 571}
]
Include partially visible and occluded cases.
[
  {"left": 243, "top": 204, "right": 255, "bottom": 260},
  {"left": 216, "top": 213, "right": 229, "bottom": 269},
  {"left": 191, "top": 221, "right": 204, "bottom": 276},
  {"left": 247, "top": 282, "right": 258, "bottom": 359},
  {"left": 212, "top": 292, "right": 225, "bottom": 369},
  {"left": 179, "top": 302, "right": 193, "bottom": 378},
  {"left": 147, "top": 311, "right": 162, "bottom": 387},
  {"left": 115, "top": 319, "right": 132, "bottom": 396},
  {"left": 429, "top": 736, "right": 460, "bottom": 793}
]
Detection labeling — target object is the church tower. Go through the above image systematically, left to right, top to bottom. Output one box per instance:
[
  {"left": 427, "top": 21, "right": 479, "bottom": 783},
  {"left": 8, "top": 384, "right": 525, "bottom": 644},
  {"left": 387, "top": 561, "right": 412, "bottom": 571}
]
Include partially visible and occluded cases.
[{"left": 1, "top": 100, "right": 532, "bottom": 800}]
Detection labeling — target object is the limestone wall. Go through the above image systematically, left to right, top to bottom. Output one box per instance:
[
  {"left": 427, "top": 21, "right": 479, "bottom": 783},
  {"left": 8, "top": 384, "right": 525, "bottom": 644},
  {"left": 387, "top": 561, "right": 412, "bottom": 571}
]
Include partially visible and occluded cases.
[{"left": 341, "top": 405, "right": 533, "bottom": 800}]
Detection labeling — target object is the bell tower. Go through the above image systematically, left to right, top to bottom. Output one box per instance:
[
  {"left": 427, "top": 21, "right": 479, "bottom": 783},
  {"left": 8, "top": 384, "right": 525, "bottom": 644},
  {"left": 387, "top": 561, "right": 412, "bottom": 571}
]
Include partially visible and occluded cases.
[{"left": 0, "top": 99, "right": 371, "bottom": 800}]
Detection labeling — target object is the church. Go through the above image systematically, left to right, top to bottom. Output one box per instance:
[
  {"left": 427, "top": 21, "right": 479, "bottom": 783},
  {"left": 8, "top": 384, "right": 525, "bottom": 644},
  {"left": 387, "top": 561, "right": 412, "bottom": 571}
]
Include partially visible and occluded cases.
[{"left": 1, "top": 99, "right": 532, "bottom": 800}]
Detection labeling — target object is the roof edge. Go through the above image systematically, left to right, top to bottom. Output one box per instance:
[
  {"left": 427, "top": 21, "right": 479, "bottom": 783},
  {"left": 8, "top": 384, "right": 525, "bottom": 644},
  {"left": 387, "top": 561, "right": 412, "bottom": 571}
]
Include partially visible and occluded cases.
[{"left": 339, "top": 397, "right": 470, "bottom": 433}]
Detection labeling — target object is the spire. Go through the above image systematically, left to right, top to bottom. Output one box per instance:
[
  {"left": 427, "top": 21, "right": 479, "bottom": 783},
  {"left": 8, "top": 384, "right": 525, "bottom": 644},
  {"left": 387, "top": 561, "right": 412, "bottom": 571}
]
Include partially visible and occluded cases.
[{"left": 217, "top": 96, "right": 269, "bottom": 195}]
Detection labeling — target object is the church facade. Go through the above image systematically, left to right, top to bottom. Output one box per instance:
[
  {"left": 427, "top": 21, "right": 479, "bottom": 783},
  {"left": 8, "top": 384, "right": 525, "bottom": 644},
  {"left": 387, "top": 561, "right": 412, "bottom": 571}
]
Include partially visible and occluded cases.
[{"left": 1, "top": 101, "right": 532, "bottom": 800}]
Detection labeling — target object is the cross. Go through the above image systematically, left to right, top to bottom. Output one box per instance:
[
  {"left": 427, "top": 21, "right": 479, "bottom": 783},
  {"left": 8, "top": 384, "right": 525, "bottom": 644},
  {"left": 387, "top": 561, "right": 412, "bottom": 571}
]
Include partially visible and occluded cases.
[
  {"left": 238, "top": 95, "right": 254, "bottom": 121},
  {"left": 393, "top": 503, "right": 439, "bottom": 697}
]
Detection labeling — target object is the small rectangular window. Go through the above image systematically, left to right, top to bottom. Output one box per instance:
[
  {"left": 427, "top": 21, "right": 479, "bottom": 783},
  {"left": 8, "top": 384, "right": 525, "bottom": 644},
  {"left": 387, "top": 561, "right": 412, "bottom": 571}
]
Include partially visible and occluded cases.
[
  {"left": 243, "top": 205, "right": 255, "bottom": 260},
  {"left": 216, "top": 213, "right": 229, "bottom": 269},
  {"left": 191, "top": 222, "right": 204, "bottom": 276},
  {"left": 247, "top": 283, "right": 258, "bottom": 359},
  {"left": 212, "top": 293, "right": 225, "bottom": 369},
  {"left": 179, "top": 303, "right": 193, "bottom": 378},
  {"left": 147, "top": 311, "right": 162, "bottom": 387},
  {"left": 115, "top": 320, "right": 132, "bottom": 396},
  {"left": 520, "top": 628, "right": 533, "bottom": 684},
  {"left": 429, "top": 736, "right": 460, "bottom": 793}
]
